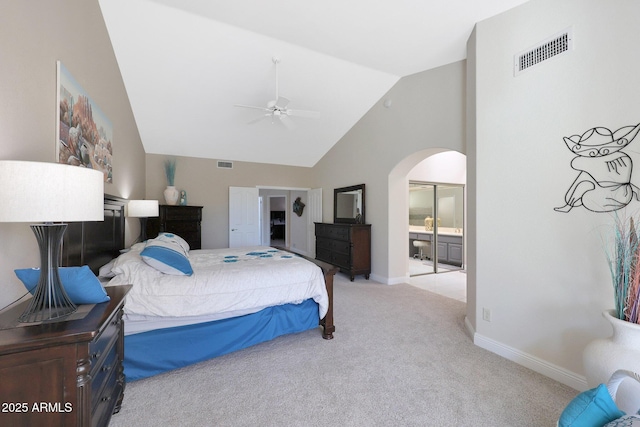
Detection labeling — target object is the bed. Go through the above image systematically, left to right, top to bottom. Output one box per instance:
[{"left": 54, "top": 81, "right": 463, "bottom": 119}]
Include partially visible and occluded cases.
[{"left": 62, "top": 195, "right": 337, "bottom": 381}]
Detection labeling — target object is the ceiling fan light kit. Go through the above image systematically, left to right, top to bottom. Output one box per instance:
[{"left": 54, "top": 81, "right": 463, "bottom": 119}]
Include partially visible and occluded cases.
[{"left": 234, "top": 57, "right": 319, "bottom": 127}]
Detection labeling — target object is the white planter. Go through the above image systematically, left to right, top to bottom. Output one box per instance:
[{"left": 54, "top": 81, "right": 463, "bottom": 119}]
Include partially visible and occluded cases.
[
  {"left": 163, "top": 186, "right": 179, "bottom": 206},
  {"left": 583, "top": 310, "right": 640, "bottom": 388}
]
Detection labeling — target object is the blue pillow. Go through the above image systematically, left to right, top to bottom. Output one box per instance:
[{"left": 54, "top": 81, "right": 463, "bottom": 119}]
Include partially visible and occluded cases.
[
  {"left": 141, "top": 239, "right": 193, "bottom": 276},
  {"left": 15, "top": 266, "right": 110, "bottom": 304},
  {"left": 558, "top": 383, "right": 625, "bottom": 427}
]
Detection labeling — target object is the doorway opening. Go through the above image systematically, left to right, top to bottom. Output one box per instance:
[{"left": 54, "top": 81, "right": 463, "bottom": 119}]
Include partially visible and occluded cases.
[
  {"left": 389, "top": 149, "right": 466, "bottom": 302},
  {"left": 409, "top": 182, "right": 464, "bottom": 277},
  {"left": 268, "top": 196, "right": 286, "bottom": 247}
]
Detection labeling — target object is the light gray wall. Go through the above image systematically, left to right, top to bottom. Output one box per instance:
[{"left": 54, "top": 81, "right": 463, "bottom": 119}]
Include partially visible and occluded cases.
[
  {"left": 0, "top": 0, "right": 145, "bottom": 309},
  {"left": 471, "top": 0, "right": 640, "bottom": 386},
  {"left": 312, "top": 61, "right": 466, "bottom": 282},
  {"left": 407, "top": 151, "right": 466, "bottom": 184},
  {"left": 145, "top": 154, "right": 314, "bottom": 250},
  {"left": 290, "top": 190, "right": 309, "bottom": 254},
  {"left": 270, "top": 197, "right": 286, "bottom": 211}
]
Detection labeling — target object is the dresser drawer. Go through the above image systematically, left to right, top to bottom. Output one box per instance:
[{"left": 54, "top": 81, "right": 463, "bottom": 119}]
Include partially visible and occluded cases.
[
  {"left": 162, "top": 206, "right": 202, "bottom": 221},
  {"left": 164, "top": 221, "right": 199, "bottom": 234},
  {"left": 315, "top": 223, "right": 330, "bottom": 238},
  {"left": 328, "top": 226, "right": 349, "bottom": 241},
  {"left": 316, "top": 237, "right": 332, "bottom": 251},
  {"left": 330, "top": 240, "right": 350, "bottom": 255},
  {"left": 316, "top": 246, "right": 332, "bottom": 262},
  {"left": 332, "top": 253, "right": 351, "bottom": 269},
  {"left": 89, "top": 313, "right": 120, "bottom": 369},
  {"left": 91, "top": 344, "right": 118, "bottom": 410},
  {"left": 91, "top": 364, "right": 120, "bottom": 427}
]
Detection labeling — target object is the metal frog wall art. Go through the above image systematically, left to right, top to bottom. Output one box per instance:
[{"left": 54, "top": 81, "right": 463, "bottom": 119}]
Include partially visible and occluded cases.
[{"left": 555, "top": 122, "right": 640, "bottom": 213}]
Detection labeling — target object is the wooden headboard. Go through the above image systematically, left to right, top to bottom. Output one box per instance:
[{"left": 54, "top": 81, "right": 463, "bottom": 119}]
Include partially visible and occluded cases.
[{"left": 61, "top": 194, "right": 126, "bottom": 274}]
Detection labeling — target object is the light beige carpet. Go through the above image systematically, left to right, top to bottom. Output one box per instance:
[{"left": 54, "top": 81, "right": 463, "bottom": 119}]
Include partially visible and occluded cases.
[{"left": 109, "top": 274, "right": 576, "bottom": 427}]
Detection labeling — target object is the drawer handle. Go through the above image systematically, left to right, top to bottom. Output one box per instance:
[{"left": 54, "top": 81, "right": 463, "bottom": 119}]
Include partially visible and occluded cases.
[
  {"left": 91, "top": 351, "right": 101, "bottom": 359},
  {"left": 101, "top": 365, "right": 112, "bottom": 372},
  {"left": 101, "top": 396, "right": 112, "bottom": 402}
]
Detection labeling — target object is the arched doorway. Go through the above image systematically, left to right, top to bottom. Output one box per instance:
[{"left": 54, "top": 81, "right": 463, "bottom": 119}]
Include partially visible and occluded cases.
[{"left": 388, "top": 149, "right": 466, "bottom": 295}]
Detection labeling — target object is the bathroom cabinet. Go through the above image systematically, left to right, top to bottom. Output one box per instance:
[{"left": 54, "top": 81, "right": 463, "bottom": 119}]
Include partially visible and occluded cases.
[{"left": 409, "top": 231, "right": 462, "bottom": 267}]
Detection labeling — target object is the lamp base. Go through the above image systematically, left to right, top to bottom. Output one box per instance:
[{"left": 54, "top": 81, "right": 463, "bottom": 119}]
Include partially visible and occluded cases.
[
  {"left": 139, "top": 217, "right": 148, "bottom": 242},
  {"left": 19, "top": 224, "right": 77, "bottom": 323}
]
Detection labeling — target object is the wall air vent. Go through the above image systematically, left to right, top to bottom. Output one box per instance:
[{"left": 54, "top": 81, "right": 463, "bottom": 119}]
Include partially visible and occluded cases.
[
  {"left": 514, "top": 27, "right": 573, "bottom": 76},
  {"left": 217, "top": 160, "right": 233, "bottom": 169}
]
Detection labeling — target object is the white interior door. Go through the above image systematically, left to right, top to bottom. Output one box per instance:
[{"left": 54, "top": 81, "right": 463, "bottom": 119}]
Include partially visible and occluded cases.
[
  {"left": 229, "top": 186, "right": 260, "bottom": 247},
  {"left": 307, "top": 188, "right": 322, "bottom": 257}
]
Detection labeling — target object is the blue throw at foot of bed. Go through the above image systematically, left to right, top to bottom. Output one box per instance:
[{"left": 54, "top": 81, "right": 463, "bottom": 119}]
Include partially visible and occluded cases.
[{"left": 124, "top": 299, "right": 320, "bottom": 381}]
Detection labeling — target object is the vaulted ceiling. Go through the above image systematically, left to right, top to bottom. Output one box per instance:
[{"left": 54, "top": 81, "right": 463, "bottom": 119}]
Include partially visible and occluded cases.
[{"left": 99, "top": 0, "right": 528, "bottom": 167}]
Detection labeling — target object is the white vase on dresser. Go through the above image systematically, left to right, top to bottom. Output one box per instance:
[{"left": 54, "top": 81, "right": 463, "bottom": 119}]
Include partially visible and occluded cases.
[{"left": 163, "top": 186, "right": 179, "bottom": 205}]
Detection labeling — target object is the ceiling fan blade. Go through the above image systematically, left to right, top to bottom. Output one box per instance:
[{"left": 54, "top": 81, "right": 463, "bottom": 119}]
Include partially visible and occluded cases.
[
  {"left": 235, "top": 58, "right": 318, "bottom": 127},
  {"left": 275, "top": 96, "right": 290, "bottom": 109},
  {"left": 234, "top": 104, "right": 271, "bottom": 112},
  {"left": 286, "top": 108, "right": 320, "bottom": 119},
  {"left": 247, "top": 114, "right": 270, "bottom": 125},
  {"left": 279, "top": 115, "right": 295, "bottom": 130}
]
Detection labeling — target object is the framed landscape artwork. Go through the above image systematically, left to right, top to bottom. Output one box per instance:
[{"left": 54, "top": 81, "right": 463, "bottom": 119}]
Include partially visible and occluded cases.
[{"left": 56, "top": 61, "right": 113, "bottom": 183}]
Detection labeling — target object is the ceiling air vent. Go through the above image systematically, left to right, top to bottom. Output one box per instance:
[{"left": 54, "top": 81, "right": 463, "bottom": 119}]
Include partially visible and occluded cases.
[
  {"left": 514, "top": 27, "right": 573, "bottom": 76},
  {"left": 217, "top": 160, "right": 233, "bottom": 169}
]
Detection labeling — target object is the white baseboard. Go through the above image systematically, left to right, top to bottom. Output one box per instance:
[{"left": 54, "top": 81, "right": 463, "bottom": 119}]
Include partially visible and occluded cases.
[
  {"left": 378, "top": 274, "right": 408, "bottom": 285},
  {"left": 464, "top": 315, "right": 475, "bottom": 340},
  {"left": 473, "top": 332, "right": 587, "bottom": 391}
]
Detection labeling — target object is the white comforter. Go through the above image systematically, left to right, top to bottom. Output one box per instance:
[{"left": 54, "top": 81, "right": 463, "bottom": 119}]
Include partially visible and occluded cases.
[{"left": 107, "top": 246, "right": 329, "bottom": 323}]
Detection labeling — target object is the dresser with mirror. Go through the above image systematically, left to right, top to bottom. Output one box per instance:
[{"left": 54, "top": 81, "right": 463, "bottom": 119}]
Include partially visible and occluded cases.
[{"left": 315, "top": 184, "right": 371, "bottom": 281}]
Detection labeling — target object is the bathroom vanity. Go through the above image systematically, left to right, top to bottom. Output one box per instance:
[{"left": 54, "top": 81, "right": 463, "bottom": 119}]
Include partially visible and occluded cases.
[{"left": 409, "top": 226, "right": 463, "bottom": 266}]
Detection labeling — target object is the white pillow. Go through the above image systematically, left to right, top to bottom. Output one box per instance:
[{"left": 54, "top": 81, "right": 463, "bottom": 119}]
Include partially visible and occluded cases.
[
  {"left": 157, "top": 232, "right": 190, "bottom": 253},
  {"left": 111, "top": 245, "right": 145, "bottom": 275},
  {"left": 98, "top": 259, "right": 117, "bottom": 278},
  {"left": 604, "top": 415, "right": 640, "bottom": 426}
]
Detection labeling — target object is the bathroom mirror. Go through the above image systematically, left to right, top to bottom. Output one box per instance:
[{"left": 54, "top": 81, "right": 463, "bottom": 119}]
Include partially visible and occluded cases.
[{"left": 334, "top": 184, "right": 365, "bottom": 224}]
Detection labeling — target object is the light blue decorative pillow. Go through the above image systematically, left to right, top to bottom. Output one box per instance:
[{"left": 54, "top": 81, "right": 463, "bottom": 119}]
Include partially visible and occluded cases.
[
  {"left": 141, "top": 238, "right": 193, "bottom": 275},
  {"left": 15, "top": 266, "right": 110, "bottom": 304},
  {"left": 558, "top": 383, "right": 625, "bottom": 427}
]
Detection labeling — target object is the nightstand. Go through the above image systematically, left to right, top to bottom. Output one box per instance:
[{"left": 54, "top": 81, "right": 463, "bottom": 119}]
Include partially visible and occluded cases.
[{"left": 0, "top": 285, "right": 131, "bottom": 427}]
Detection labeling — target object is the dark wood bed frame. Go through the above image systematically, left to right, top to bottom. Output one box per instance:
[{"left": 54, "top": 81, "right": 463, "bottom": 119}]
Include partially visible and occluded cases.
[{"left": 61, "top": 194, "right": 337, "bottom": 339}]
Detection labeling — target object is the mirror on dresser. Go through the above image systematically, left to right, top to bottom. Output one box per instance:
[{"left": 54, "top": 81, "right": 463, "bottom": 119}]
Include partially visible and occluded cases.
[
  {"left": 316, "top": 184, "right": 370, "bottom": 281},
  {"left": 334, "top": 184, "right": 365, "bottom": 224}
]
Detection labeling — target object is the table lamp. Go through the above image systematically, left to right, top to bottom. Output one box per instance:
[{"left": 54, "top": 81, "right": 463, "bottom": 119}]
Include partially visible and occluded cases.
[
  {"left": 0, "top": 160, "right": 104, "bottom": 323},
  {"left": 126, "top": 199, "right": 159, "bottom": 242}
]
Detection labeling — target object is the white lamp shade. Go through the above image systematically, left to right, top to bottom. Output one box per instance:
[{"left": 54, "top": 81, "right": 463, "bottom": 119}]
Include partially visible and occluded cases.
[
  {"left": 0, "top": 160, "right": 104, "bottom": 222},
  {"left": 127, "top": 199, "right": 159, "bottom": 218}
]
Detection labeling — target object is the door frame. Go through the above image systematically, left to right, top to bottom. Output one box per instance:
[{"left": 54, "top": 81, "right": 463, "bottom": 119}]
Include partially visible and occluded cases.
[{"left": 256, "top": 186, "right": 322, "bottom": 256}]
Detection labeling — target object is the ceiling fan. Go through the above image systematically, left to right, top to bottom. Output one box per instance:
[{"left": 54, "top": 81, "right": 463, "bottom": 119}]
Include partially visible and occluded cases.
[{"left": 234, "top": 57, "right": 319, "bottom": 128}]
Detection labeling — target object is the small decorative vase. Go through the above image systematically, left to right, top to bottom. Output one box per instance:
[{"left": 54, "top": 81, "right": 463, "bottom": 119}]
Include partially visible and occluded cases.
[
  {"left": 163, "top": 186, "right": 179, "bottom": 206},
  {"left": 424, "top": 217, "right": 433, "bottom": 231},
  {"left": 583, "top": 310, "right": 640, "bottom": 388}
]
